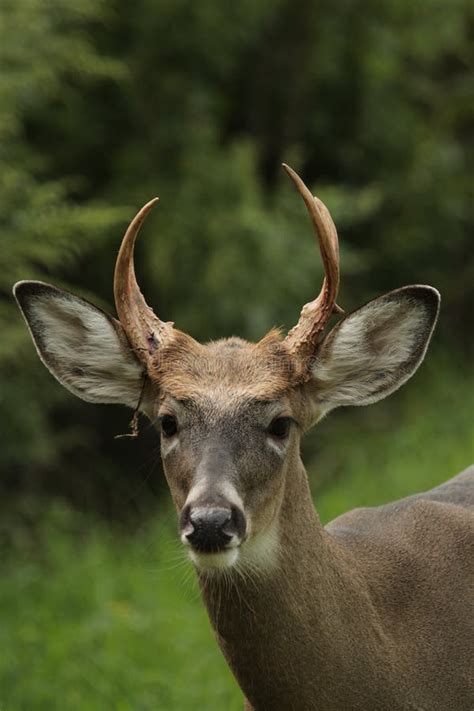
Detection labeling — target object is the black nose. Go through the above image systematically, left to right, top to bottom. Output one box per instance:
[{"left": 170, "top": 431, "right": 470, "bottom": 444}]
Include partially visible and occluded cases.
[{"left": 181, "top": 506, "right": 243, "bottom": 553}]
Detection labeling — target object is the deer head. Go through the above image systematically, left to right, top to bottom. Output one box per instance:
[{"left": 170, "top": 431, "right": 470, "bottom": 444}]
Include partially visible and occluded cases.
[{"left": 13, "top": 166, "right": 440, "bottom": 573}]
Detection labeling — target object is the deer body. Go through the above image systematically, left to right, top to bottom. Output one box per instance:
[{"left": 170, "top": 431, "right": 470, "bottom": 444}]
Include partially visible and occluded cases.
[
  {"left": 14, "top": 165, "right": 473, "bottom": 709},
  {"left": 202, "top": 464, "right": 474, "bottom": 710}
]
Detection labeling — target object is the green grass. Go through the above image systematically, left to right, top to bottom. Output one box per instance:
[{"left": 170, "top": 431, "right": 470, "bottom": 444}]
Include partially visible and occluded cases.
[
  {"left": 310, "top": 361, "right": 474, "bottom": 523},
  {"left": 1, "top": 364, "right": 472, "bottom": 710},
  {"left": 0, "top": 505, "right": 241, "bottom": 711}
]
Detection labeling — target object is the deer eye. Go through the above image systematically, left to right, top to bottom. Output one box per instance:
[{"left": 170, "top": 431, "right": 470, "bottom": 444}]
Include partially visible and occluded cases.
[
  {"left": 161, "top": 414, "right": 178, "bottom": 437},
  {"left": 267, "top": 417, "right": 292, "bottom": 439}
]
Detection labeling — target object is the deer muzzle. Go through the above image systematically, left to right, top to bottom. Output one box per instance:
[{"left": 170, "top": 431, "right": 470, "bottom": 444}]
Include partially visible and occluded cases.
[{"left": 180, "top": 504, "right": 246, "bottom": 555}]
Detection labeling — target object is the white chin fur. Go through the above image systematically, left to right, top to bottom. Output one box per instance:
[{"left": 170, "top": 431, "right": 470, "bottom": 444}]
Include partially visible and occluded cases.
[{"left": 189, "top": 547, "right": 239, "bottom": 570}]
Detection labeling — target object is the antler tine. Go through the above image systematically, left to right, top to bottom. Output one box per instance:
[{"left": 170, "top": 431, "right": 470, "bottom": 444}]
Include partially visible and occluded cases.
[
  {"left": 282, "top": 164, "right": 343, "bottom": 371},
  {"left": 114, "top": 198, "right": 174, "bottom": 370}
]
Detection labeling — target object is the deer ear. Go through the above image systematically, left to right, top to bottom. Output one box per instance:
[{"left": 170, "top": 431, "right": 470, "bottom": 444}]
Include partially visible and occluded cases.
[
  {"left": 13, "top": 281, "right": 145, "bottom": 408},
  {"left": 308, "top": 286, "right": 440, "bottom": 416}
]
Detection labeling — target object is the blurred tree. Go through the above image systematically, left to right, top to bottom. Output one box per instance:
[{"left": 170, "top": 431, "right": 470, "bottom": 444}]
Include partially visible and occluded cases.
[
  {"left": 0, "top": 0, "right": 472, "bottom": 518},
  {"left": 0, "top": 0, "right": 140, "bottom": 514}
]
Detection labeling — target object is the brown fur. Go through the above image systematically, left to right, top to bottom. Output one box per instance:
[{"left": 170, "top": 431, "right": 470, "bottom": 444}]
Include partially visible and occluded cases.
[
  {"left": 153, "top": 329, "right": 295, "bottom": 403},
  {"left": 152, "top": 334, "right": 473, "bottom": 710},
  {"left": 202, "top": 463, "right": 474, "bottom": 711}
]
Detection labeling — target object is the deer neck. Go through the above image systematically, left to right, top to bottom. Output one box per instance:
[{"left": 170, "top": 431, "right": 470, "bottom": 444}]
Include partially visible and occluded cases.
[{"left": 198, "top": 459, "right": 397, "bottom": 711}]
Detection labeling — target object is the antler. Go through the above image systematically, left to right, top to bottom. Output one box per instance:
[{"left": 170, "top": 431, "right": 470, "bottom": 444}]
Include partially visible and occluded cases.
[
  {"left": 282, "top": 164, "right": 343, "bottom": 374},
  {"left": 114, "top": 198, "right": 175, "bottom": 371}
]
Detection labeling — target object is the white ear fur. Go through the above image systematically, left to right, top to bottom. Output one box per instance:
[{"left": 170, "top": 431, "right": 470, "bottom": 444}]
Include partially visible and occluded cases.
[
  {"left": 13, "top": 281, "right": 144, "bottom": 408},
  {"left": 310, "top": 285, "right": 440, "bottom": 415}
]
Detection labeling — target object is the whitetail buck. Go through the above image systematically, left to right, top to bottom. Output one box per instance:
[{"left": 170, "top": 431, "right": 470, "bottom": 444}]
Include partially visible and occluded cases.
[{"left": 14, "top": 165, "right": 473, "bottom": 710}]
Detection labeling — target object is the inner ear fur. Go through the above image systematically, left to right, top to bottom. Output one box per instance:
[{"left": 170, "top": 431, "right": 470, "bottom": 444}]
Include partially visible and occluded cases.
[
  {"left": 13, "top": 280, "right": 145, "bottom": 408},
  {"left": 307, "top": 285, "right": 440, "bottom": 415}
]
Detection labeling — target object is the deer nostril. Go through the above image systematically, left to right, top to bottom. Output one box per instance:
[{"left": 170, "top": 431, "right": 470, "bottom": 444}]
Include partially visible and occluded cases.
[
  {"left": 230, "top": 505, "right": 247, "bottom": 540},
  {"left": 184, "top": 507, "right": 237, "bottom": 553}
]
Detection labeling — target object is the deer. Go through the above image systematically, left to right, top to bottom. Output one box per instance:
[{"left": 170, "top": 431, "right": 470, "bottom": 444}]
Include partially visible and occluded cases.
[{"left": 14, "top": 164, "right": 473, "bottom": 710}]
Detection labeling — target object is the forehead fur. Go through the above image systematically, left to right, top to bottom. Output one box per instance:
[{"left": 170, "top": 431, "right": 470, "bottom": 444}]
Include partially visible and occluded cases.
[{"left": 155, "top": 329, "right": 295, "bottom": 402}]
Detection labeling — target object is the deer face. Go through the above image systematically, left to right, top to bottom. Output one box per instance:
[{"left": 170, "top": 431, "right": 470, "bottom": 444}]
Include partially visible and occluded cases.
[
  {"left": 14, "top": 166, "right": 440, "bottom": 574},
  {"left": 153, "top": 333, "right": 303, "bottom": 571}
]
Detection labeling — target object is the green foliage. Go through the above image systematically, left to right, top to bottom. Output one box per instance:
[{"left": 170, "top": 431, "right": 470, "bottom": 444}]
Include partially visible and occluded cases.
[
  {"left": 0, "top": 0, "right": 472, "bottom": 512},
  {"left": 0, "top": 0, "right": 129, "bottom": 475},
  {"left": 309, "top": 361, "right": 474, "bottom": 522},
  {"left": 0, "top": 504, "right": 241, "bottom": 710}
]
